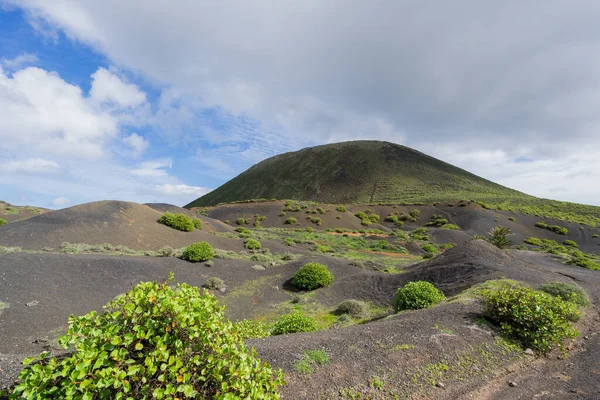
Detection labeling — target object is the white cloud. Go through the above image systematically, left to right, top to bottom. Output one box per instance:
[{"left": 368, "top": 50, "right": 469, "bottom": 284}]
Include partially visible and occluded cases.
[
  {"left": 1, "top": 53, "right": 38, "bottom": 70},
  {"left": 0, "top": 66, "right": 117, "bottom": 159},
  {"left": 90, "top": 67, "right": 146, "bottom": 108},
  {"left": 123, "top": 133, "right": 148, "bottom": 156},
  {"left": 0, "top": 158, "right": 59, "bottom": 174},
  {"left": 131, "top": 159, "right": 172, "bottom": 177},
  {"left": 153, "top": 184, "right": 211, "bottom": 197},
  {"left": 51, "top": 196, "right": 70, "bottom": 207}
]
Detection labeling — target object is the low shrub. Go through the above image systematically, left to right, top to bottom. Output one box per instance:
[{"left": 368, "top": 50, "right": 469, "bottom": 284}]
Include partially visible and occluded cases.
[
  {"left": 336, "top": 206, "right": 347, "bottom": 212},
  {"left": 316, "top": 207, "right": 326, "bottom": 214},
  {"left": 409, "top": 209, "right": 420, "bottom": 219},
  {"left": 279, "top": 211, "right": 286, "bottom": 217},
  {"left": 157, "top": 212, "right": 194, "bottom": 232},
  {"left": 367, "top": 214, "right": 380, "bottom": 223},
  {"left": 385, "top": 214, "right": 398, "bottom": 223},
  {"left": 425, "top": 214, "right": 448, "bottom": 227},
  {"left": 309, "top": 216, "right": 322, "bottom": 225},
  {"left": 508, "top": 216, "right": 516, "bottom": 222},
  {"left": 236, "top": 217, "right": 250, "bottom": 225},
  {"left": 285, "top": 217, "right": 297, "bottom": 224},
  {"left": 0, "top": 218, "right": 7, "bottom": 226},
  {"left": 192, "top": 218, "right": 203, "bottom": 230},
  {"left": 535, "top": 221, "right": 569, "bottom": 235},
  {"left": 442, "top": 224, "right": 460, "bottom": 230},
  {"left": 488, "top": 226, "right": 512, "bottom": 249},
  {"left": 592, "top": 233, "right": 599, "bottom": 238},
  {"left": 284, "top": 237, "right": 295, "bottom": 246},
  {"left": 524, "top": 237, "right": 543, "bottom": 246},
  {"left": 245, "top": 238, "right": 262, "bottom": 250},
  {"left": 563, "top": 240, "right": 578, "bottom": 248},
  {"left": 181, "top": 241, "right": 215, "bottom": 262},
  {"left": 421, "top": 244, "right": 437, "bottom": 253},
  {"left": 158, "top": 246, "right": 174, "bottom": 257},
  {"left": 568, "top": 256, "right": 600, "bottom": 271},
  {"left": 291, "top": 262, "right": 334, "bottom": 291},
  {"left": 10, "top": 277, "right": 283, "bottom": 398},
  {"left": 203, "top": 277, "right": 225, "bottom": 290},
  {"left": 393, "top": 281, "right": 445, "bottom": 312},
  {"left": 539, "top": 282, "right": 590, "bottom": 307},
  {"left": 483, "top": 286, "right": 579, "bottom": 353},
  {"left": 336, "top": 299, "right": 369, "bottom": 318},
  {"left": 272, "top": 312, "right": 318, "bottom": 335},
  {"left": 233, "top": 319, "right": 270, "bottom": 339}
]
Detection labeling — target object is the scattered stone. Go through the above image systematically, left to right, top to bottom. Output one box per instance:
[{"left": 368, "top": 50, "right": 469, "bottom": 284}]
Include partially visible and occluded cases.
[
  {"left": 251, "top": 264, "right": 266, "bottom": 271},
  {"left": 218, "top": 287, "right": 227, "bottom": 293},
  {"left": 25, "top": 301, "right": 39, "bottom": 307},
  {"left": 584, "top": 336, "right": 589, "bottom": 340},
  {"left": 524, "top": 348, "right": 534, "bottom": 355},
  {"left": 508, "top": 381, "right": 518, "bottom": 387},
  {"left": 436, "top": 382, "right": 445, "bottom": 389}
]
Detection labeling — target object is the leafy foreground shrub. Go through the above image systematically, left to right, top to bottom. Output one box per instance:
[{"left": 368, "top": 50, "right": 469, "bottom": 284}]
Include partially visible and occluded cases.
[
  {"left": 157, "top": 212, "right": 194, "bottom": 232},
  {"left": 192, "top": 217, "right": 203, "bottom": 230},
  {"left": 0, "top": 218, "right": 7, "bottom": 226},
  {"left": 245, "top": 238, "right": 262, "bottom": 250},
  {"left": 181, "top": 241, "right": 215, "bottom": 262},
  {"left": 291, "top": 262, "right": 334, "bottom": 291},
  {"left": 10, "top": 278, "right": 284, "bottom": 399},
  {"left": 393, "top": 281, "right": 445, "bottom": 312},
  {"left": 539, "top": 282, "right": 590, "bottom": 307},
  {"left": 483, "top": 286, "right": 579, "bottom": 354},
  {"left": 272, "top": 313, "right": 318, "bottom": 335}
]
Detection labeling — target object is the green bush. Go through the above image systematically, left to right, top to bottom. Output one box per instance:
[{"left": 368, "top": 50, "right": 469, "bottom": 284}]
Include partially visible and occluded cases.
[
  {"left": 336, "top": 206, "right": 347, "bottom": 212},
  {"left": 316, "top": 207, "right": 326, "bottom": 214},
  {"left": 409, "top": 209, "right": 420, "bottom": 219},
  {"left": 279, "top": 211, "right": 286, "bottom": 217},
  {"left": 157, "top": 212, "right": 194, "bottom": 232},
  {"left": 368, "top": 214, "right": 380, "bottom": 223},
  {"left": 385, "top": 214, "right": 398, "bottom": 223},
  {"left": 425, "top": 215, "right": 448, "bottom": 227},
  {"left": 309, "top": 216, "right": 322, "bottom": 225},
  {"left": 508, "top": 216, "right": 516, "bottom": 222},
  {"left": 236, "top": 217, "right": 250, "bottom": 225},
  {"left": 285, "top": 217, "right": 297, "bottom": 224},
  {"left": 0, "top": 218, "right": 7, "bottom": 226},
  {"left": 192, "top": 218, "right": 203, "bottom": 230},
  {"left": 535, "top": 221, "right": 568, "bottom": 235},
  {"left": 442, "top": 223, "right": 460, "bottom": 230},
  {"left": 488, "top": 226, "right": 512, "bottom": 249},
  {"left": 524, "top": 237, "right": 543, "bottom": 246},
  {"left": 245, "top": 238, "right": 262, "bottom": 250},
  {"left": 284, "top": 238, "right": 295, "bottom": 246},
  {"left": 563, "top": 240, "right": 578, "bottom": 247},
  {"left": 181, "top": 241, "right": 215, "bottom": 262},
  {"left": 421, "top": 244, "right": 437, "bottom": 253},
  {"left": 291, "top": 262, "right": 334, "bottom": 291},
  {"left": 10, "top": 278, "right": 283, "bottom": 399},
  {"left": 393, "top": 281, "right": 445, "bottom": 312},
  {"left": 539, "top": 282, "right": 590, "bottom": 307},
  {"left": 483, "top": 286, "right": 579, "bottom": 353},
  {"left": 336, "top": 299, "right": 369, "bottom": 318},
  {"left": 272, "top": 313, "right": 318, "bottom": 335},
  {"left": 233, "top": 319, "right": 270, "bottom": 339}
]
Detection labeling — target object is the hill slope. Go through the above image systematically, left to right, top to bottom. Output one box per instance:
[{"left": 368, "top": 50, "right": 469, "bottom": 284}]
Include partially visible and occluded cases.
[{"left": 186, "top": 140, "right": 529, "bottom": 207}]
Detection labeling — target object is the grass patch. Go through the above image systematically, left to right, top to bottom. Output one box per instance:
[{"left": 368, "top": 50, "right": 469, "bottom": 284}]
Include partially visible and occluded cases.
[{"left": 294, "top": 350, "right": 329, "bottom": 375}]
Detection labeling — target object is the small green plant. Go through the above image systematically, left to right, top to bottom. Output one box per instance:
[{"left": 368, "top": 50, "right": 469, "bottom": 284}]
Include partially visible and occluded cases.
[
  {"left": 336, "top": 206, "right": 347, "bottom": 212},
  {"left": 409, "top": 209, "right": 420, "bottom": 219},
  {"left": 279, "top": 211, "right": 286, "bottom": 217},
  {"left": 157, "top": 212, "right": 194, "bottom": 232},
  {"left": 368, "top": 213, "right": 380, "bottom": 223},
  {"left": 385, "top": 214, "right": 398, "bottom": 223},
  {"left": 425, "top": 214, "right": 448, "bottom": 227},
  {"left": 309, "top": 216, "right": 322, "bottom": 225},
  {"left": 508, "top": 216, "right": 516, "bottom": 222},
  {"left": 192, "top": 217, "right": 203, "bottom": 230},
  {"left": 236, "top": 217, "right": 250, "bottom": 225},
  {"left": 285, "top": 217, "right": 297, "bottom": 224},
  {"left": 0, "top": 218, "right": 7, "bottom": 226},
  {"left": 535, "top": 221, "right": 569, "bottom": 235},
  {"left": 441, "top": 223, "right": 460, "bottom": 230},
  {"left": 488, "top": 226, "right": 512, "bottom": 249},
  {"left": 593, "top": 234, "right": 599, "bottom": 238},
  {"left": 284, "top": 237, "right": 295, "bottom": 246},
  {"left": 524, "top": 237, "right": 543, "bottom": 246},
  {"left": 245, "top": 238, "right": 262, "bottom": 250},
  {"left": 563, "top": 240, "right": 578, "bottom": 247},
  {"left": 181, "top": 241, "right": 215, "bottom": 262},
  {"left": 421, "top": 244, "right": 437, "bottom": 253},
  {"left": 291, "top": 262, "right": 334, "bottom": 290},
  {"left": 10, "top": 277, "right": 283, "bottom": 399},
  {"left": 203, "top": 277, "right": 225, "bottom": 290},
  {"left": 393, "top": 281, "right": 445, "bottom": 312},
  {"left": 538, "top": 282, "right": 590, "bottom": 307},
  {"left": 483, "top": 286, "right": 579, "bottom": 353},
  {"left": 335, "top": 299, "right": 369, "bottom": 318},
  {"left": 272, "top": 312, "right": 318, "bottom": 335},
  {"left": 233, "top": 319, "right": 270, "bottom": 338},
  {"left": 294, "top": 350, "right": 329, "bottom": 374},
  {"left": 369, "top": 375, "right": 384, "bottom": 390}
]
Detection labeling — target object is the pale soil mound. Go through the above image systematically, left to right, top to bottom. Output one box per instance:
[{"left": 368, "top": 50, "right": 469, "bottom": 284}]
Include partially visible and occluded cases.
[{"left": 0, "top": 200, "right": 238, "bottom": 251}]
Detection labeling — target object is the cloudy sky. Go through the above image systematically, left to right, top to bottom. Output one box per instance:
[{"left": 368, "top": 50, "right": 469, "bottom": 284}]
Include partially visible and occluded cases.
[{"left": 1, "top": 1, "right": 599, "bottom": 208}]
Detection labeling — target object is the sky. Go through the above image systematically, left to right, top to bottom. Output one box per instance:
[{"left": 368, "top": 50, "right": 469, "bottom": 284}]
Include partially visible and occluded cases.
[{"left": 1, "top": 1, "right": 599, "bottom": 209}]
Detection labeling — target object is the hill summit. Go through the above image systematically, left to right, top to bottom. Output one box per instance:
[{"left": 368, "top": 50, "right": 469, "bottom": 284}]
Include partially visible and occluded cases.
[{"left": 186, "top": 140, "right": 527, "bottom": 207}]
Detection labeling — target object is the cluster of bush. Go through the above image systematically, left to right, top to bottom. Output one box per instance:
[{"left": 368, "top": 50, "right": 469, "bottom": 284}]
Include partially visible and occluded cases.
[
  {"left": 354, "top": 211, "right": 380, "bottom": 226},
  {"left": 157, "top": 212, "right": 202, "bottom": 232},
  {"left": 535, "top": 221, "right": 569, "bottom": 235}
]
